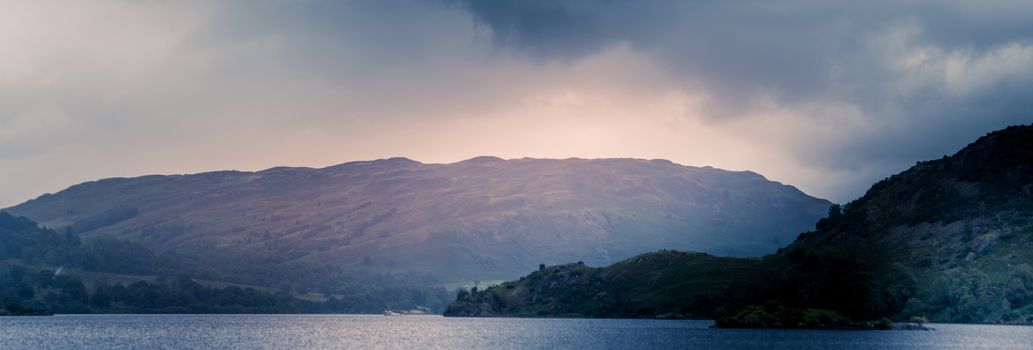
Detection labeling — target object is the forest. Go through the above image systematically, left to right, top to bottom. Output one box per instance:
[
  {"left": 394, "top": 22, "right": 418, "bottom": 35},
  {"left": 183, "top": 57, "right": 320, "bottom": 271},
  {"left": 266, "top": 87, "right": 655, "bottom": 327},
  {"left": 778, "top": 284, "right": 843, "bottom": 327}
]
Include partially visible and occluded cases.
[{"left": 0, "top": 212, "right": 451, "bottom": 315}]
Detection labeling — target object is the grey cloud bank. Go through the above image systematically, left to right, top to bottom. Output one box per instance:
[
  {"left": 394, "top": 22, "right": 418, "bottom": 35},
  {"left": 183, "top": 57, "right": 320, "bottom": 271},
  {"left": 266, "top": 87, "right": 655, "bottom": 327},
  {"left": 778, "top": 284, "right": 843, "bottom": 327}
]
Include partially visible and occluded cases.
[
  {"left": 1, "top": 0, "right": 1031, "bottom": 206},
  {"left": 460, "top": 0, "right": 1033, "bottom": 194}
]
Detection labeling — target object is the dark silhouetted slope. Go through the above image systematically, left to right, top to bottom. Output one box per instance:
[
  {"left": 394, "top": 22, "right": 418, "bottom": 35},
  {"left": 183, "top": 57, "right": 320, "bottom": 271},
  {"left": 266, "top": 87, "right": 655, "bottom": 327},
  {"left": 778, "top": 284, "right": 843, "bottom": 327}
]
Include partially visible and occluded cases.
[
  {"left": 447, "top": 125, "right": 1033, "bottom": 325},
  {"left": 445, "top": 250, "right": 767, "bottom": 318}
]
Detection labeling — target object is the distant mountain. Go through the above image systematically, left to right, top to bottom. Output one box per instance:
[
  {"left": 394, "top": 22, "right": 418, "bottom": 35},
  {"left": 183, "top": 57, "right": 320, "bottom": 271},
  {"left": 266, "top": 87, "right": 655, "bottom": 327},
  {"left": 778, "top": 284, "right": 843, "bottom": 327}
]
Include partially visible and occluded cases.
[
  {"left": 446, "top": 125, "right": 1033, "bottom": 325},
  {"left": 5, "top": 157, "right": 829, "bottom": 290},
  {"left": 0, "top": 212, "right": 449, "bottom": 315}
]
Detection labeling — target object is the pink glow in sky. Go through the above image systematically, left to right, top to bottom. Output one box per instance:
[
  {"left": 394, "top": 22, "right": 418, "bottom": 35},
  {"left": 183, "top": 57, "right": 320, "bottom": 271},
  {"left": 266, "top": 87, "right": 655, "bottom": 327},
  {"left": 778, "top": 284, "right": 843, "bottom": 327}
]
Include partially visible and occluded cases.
[{"left": 2, "top": 1, "right": 1032, "bottom": 206}]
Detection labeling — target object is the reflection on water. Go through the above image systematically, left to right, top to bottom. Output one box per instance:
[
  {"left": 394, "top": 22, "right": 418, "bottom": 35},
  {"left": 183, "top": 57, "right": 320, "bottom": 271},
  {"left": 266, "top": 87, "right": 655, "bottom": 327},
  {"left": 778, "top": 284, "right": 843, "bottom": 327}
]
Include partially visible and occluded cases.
[{"left": 2, "top": 315, "right": 1032, "bottom": 349}]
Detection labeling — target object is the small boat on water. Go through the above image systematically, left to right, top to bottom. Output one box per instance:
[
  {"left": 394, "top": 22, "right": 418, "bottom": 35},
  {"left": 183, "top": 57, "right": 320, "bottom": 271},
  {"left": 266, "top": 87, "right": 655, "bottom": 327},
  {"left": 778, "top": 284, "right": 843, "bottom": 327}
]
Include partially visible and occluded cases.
[{"left": 383, "top": 310, "right": 404, "bottom": 316}]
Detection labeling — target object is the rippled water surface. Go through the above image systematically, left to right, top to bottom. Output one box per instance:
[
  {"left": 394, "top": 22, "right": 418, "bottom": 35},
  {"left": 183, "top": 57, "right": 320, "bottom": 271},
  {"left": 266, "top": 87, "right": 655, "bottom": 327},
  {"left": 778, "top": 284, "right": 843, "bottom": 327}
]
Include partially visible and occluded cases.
[{"left": 3, "top": 315, "right": 1033, "bottom": 349}]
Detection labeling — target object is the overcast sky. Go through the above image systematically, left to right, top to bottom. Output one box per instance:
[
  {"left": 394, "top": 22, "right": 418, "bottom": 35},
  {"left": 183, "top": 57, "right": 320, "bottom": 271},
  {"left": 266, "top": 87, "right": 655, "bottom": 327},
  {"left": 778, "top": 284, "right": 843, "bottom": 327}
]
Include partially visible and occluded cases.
[{"left": 2, "top": 0, "right": 1032, "bottom": 206}]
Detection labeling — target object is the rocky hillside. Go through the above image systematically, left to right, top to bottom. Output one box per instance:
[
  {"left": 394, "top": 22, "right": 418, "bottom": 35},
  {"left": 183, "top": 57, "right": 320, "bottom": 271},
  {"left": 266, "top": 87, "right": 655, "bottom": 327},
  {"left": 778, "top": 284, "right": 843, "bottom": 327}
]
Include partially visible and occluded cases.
[
  {"left": 446, "top": 125, "right": 1033, "bottom": 324},
  {"left": 4, "top": 157, "right": 829, "bottom": 288}
]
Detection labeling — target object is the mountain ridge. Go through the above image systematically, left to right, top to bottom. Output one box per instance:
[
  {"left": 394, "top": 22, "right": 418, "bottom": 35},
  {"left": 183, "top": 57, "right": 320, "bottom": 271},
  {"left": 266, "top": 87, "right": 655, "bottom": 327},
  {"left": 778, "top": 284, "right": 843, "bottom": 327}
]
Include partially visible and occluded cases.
[
  {"left": 445, "top": 124, "right": 1033, "bottom": 325},
  {"left": 6, "top": 157, "right": 830, "bottom": 293}
]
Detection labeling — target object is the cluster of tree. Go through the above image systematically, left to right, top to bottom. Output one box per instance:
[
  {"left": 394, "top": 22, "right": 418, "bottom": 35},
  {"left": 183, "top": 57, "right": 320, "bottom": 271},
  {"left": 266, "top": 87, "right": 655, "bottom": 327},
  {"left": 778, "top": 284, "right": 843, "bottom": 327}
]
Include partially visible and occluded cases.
[
  {"left": 0, "top": 212, "right": 452, "bottom": 315},
  {"left": 0, "top": 212, "right": 181, "bottom": 276},
  {"left": 1, "top": 213, "right": 81, "bottom": 266},
  {"left": 445, "top": 246, "right": 925, "bottom": 323},
  {"left": 753, "top": 248, "right": 919, "bottom": 321},
  {"left": 447, "top": 251, "right": 768, "bottom": 318},
  {"left": 174, "top": 253, "right": 443, "bottom": 301},
  {"left": 1, "top": 262, "right": 452, "bottom": 315},
  {"left": 2, "top": 265, "right": 317, "bottom": 314},
  {"left": 915, "top": 265, "right": 1033, "bottom": 323},
  {"left": 713, "top": 301, "right": 895, "bottom": 330}
]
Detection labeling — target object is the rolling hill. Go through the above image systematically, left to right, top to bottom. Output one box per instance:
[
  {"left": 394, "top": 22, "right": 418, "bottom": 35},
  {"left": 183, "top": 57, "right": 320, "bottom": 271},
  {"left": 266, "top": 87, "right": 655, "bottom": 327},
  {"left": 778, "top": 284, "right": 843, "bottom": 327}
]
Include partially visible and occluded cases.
[
  {"left": 445, "top": 125, "right": 1033, "bottom": 325},
  {"left": 5, "top": 157, "right": 829, "bottom": 291},
  {"left": 0, "top": 212, "right": 451, "bottom": 314}
]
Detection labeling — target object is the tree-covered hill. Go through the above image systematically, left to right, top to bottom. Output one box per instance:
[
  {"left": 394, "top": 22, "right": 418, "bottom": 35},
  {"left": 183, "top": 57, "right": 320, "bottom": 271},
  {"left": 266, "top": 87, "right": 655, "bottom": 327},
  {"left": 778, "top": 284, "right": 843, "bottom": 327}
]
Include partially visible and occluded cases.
[
  {"left": 447, "top": 124, "right": 1033, "bottom": 325},
  {"left": 776, "top": 124, "right": 1033, "bottom": 324},
  {"left": 0, "top": 212, "right": 450, "bottom": 315},
  {"left": 445, "top": 250, "right": 767, "bottom": 318}
]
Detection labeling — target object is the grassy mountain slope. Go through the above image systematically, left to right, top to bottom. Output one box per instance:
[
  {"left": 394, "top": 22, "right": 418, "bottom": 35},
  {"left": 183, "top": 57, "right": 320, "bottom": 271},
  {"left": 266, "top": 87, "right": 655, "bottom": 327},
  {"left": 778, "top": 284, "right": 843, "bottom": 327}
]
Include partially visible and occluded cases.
[
  {"left": 446, "top": 125, "right": 1033, "bottom": 324},
  {"left": 5, "top": 157, "right": 829, "bottom": 291},
  {"left": 0, "top": 212, "right": 451, "bottom": 315}
]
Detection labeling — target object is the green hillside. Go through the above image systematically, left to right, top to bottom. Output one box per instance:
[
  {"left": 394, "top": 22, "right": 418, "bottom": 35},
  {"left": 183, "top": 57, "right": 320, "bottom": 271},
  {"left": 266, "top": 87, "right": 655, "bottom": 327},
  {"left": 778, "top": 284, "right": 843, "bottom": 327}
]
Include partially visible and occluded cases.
[
  {"left": 446, "top": 125, "right": 1033, "bottom": 325},
  {"left": 6, "top": 157, "right": 829, "bottom": 289},
  {"left": 0, "top": 212, "right": 450, "bottom": 315},
  {"left": 446, "top": 250, "right": 767, "bottom": 318}
]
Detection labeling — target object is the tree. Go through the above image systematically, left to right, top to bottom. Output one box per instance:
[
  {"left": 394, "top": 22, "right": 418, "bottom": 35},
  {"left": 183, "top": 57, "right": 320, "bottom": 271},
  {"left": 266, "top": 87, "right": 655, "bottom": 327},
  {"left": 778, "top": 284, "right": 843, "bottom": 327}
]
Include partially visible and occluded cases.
[
  {"left": 815, "top": 204, "right": 843, "bottom": 231},
  {"left": 64, "top": 227, "right": 81, "bottom": 246},
  {"left": 1006, "top": 264, "right": 1033, "bottom": 307},
  {"left": 36, "top": 270, "right": 54, "bottom": 288},
  {"left": 59, "top": 278, "right": 88, "bottom": 305},
  {"left": 16, "top": 284, "right": 34, "bottom": 299},
  {"left": 456, "top": 288, "right": 470, "bottom": 301},
  {"left": 89, "top": 290, "right": 112, "bottom": 308}
]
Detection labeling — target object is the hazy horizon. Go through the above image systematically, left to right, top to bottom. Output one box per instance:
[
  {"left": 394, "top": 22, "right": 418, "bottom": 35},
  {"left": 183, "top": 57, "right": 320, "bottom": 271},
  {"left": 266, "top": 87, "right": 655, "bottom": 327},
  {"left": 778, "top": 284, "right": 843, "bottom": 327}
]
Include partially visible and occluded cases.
[{"left": 3, "top": 0, "right": 1032, "bottom": 206}]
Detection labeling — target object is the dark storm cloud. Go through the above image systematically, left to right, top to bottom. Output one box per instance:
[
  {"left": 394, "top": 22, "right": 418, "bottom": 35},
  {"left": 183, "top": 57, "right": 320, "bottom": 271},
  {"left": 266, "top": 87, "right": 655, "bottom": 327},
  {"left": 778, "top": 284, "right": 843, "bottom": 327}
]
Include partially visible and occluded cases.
[
  {"left": 458, "top": 0, "right": 1033, "bottom": 200},
  {"left": 458, "top": 0, "right": 1031, "bottom": 106},
  {"left": 3, "top": 1, "right": 1032, "bottom": 206},
  {"left": 459, "top": 1, "right": 869, "bottom": 105}
]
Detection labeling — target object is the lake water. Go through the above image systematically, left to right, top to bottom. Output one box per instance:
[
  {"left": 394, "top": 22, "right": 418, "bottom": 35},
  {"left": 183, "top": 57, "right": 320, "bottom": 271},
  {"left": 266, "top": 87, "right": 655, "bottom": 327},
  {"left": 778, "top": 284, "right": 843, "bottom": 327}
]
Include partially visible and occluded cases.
[{"left": 2, "top": 315, "right": 1032, "bottom": 349}]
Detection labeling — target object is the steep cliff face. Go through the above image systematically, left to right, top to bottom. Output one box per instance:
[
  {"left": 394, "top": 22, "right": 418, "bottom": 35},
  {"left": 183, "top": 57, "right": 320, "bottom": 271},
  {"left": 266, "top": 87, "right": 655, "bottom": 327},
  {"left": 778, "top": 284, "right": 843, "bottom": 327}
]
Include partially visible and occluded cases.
[{"left": 6, "top": 157, "right": 829, "bottom": 284}]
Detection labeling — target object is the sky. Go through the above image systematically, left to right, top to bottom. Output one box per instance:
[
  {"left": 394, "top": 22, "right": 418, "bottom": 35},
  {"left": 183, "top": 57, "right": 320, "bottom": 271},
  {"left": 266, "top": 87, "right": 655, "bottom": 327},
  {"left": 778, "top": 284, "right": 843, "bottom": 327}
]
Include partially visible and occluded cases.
[{"left": 2, "top": 0, "right": 1032, "bottom": 207}]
